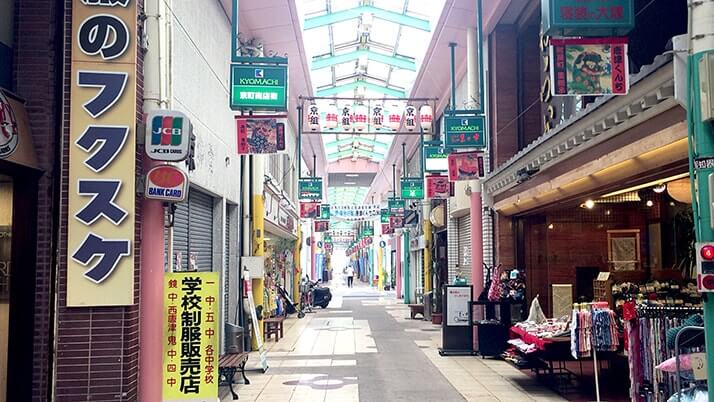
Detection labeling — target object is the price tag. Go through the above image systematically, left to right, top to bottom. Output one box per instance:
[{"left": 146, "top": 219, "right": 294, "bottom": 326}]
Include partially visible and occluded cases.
[{"left": 691, "top": 353, "right": 707, "bottom": 380}]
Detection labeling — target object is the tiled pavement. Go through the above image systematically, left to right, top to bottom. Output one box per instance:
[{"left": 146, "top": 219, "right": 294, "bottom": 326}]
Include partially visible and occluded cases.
[{"left": 221, "top": 276, "right": 567, "bottom": 402}]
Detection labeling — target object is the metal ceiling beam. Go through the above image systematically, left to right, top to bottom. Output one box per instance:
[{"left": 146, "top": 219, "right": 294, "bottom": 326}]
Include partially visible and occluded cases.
[
  {"left": 304, "top": 6, "right": 430, "bottom": 31},
  {"left": 311, "top": 49, "right": 417, "bottom": 71},
  {"left": 316, "top": 80, "right": 405, "bottom": 98},
  {"left": 327, "top": 148, "right": 384, "bottom": 160}
]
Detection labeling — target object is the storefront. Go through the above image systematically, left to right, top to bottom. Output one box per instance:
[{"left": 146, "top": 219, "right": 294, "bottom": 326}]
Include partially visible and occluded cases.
[
  {"left": 0, "top": 89, "right": 42, "bottom": 401},
  {"left": 264, "top": 187, "right": 298, "bottom": 316}
]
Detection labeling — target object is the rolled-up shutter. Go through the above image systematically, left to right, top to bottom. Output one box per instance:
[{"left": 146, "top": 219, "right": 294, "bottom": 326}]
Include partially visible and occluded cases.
[
  {"left": 188, "top": 189, "right": 213, "bottom": 272},
  {"left": 457, "top": 214, "right": 472, "bottom": 284}
]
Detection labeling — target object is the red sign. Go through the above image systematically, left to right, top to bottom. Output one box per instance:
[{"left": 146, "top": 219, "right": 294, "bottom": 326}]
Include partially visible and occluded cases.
[
  {"left": 236, "top": 117, "right": 286, "bottom": 154},
  {"left": 448, "top": 151, "right": 484, "bottom": 181},
  {"left": 145, "top": 165, "right": 188, "bottom": 202},
  {"left": 426, "top": 175, "right": 450, "bottom": 199},
  {"left": 300, "top": 202, "right": 320, "bottom": 219},
  {"left": 389, "top": 216, "right": 403, "bottom": 229},
  {"left": 314, "top": 221, "right": 329, "bottom": 232},
  {"left": 382, "top": 224, "right": 394, "bottom": 235}
]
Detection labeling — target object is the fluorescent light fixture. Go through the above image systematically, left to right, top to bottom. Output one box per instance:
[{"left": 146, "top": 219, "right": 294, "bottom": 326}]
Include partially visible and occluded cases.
[
  {"left": 600, "top": 173, "right": 689, "bottom": 198},
  {"left": 345, "top": 174, "right": 359, "bottom": 177},
  {"left": 344, "top": 181, "right": 357, "bottom": 185}
]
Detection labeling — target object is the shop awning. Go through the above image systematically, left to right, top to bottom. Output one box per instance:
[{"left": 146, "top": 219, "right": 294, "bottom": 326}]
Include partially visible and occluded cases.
[{"left": 0, "top": 89, "right": 40, "bottom": 171}]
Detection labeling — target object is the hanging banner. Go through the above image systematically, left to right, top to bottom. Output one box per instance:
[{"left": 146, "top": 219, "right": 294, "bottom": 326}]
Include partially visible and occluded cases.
[
  {"left": 67, "top": 0, "right": 137, "bottom": 306},
  {"left": 542, "top": 0, "right": 634, "bottom": 37},
  {"left": 550, "top": 37, "right": 629, "bottom": 96},
  {"left": 230, "top": 64, "right": 288, "bottom": 111},
  {"left": 444, "top": 115, "right": 486, "bottom": 149},
  {"left": 236, "top": 117, "right": 286, "bottom": 154},
  {"left": 424, "top": 146, "right": 449, "bottom": 173},
  {"left": 448, "top": 151, "right": 484, "bottom": 181},
  {"left": 145, "top": 165, "right": 188, "bottom": 203},
  {"left": 426, "top": 175, "right": 451, "bottom": 199},
  {"left": 298, "top": 177, "right": 323, "bottom": 201},
  {"left": 400, "top": 177, "right": 424, "bottom": 199},
  {"left": 300, "top": 202, "right": 321, "bottom": 219},
  {"left": 319, "top": 203, "right": 331, "bottom": 220},
  {"left": 380, "top": 208, "right": 389, "bottom": 224},
  {"left": 389, "top": 216, "right": 404, "bottom": 229},
  {"left": 314, "top": 221, "right": 329, "bottom": 232},
  {"left": 163, "top": 272, "right": 219, "bottom": 400}
]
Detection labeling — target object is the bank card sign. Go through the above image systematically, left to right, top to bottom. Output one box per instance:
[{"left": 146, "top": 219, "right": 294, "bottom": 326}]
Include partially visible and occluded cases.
[
  {"left": 67, "top": 0, "right": 137, "bottom": 306},
  {"left": 542, "top": 0, "right": 634, "bottom": 37},
  {"left": 550, "top": 37, "right": 629, "bottom": 96},
  {"left": 230, "top": 64, "right": 288, "bottom": 111},
  {"left": 145, "top": 110, "right": 191, "bottom": 161},
  {"left": 444, "top": 115, "right": 486, "bottom": 149},
  {"left": 236, "top": 117, "right": 286, "bottom": 154},
  {"left": 448, "top": 151, "right": 484, "bottom": 181},
  {"left": 145, "top": 165, "right": 188, "bottom": 202},
  {"left": 298, "top": 177, "right": 323, "bottom": 201},
  {"left": 400, "top": 177, "right": 424, "bottom": 199},
  {"left": 162, "top": 272, "right": 219, "bottom": 401}
]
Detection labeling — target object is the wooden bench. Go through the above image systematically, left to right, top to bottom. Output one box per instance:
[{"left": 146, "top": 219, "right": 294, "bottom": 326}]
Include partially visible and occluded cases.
[
  {"left": 408, "top": 304, "right": 424, "bottom": 319},
  {"left": 263, "top": 316, "right": 285, "bottom": 342},
  {"left": 219, "top": 352, "right": 250, "bottom": 400}
]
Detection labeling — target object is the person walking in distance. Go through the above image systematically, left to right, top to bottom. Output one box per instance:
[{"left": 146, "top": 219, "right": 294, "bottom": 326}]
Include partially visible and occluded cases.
[{"left": 346, "top": 265, "right": 355, "bottom": 288}]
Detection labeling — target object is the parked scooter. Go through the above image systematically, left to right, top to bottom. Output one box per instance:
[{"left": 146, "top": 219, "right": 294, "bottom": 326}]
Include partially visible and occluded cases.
[{"left": 298, "top": 276, "right": 332, "bottom": 318}]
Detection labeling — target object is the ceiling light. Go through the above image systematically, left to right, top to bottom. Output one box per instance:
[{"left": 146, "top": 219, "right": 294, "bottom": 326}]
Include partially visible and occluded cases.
[
  {"left": 601, "top": 173, "right": 689, "bottom": 198},
  {"left": 345, "top": 174, "right": 359, "bottom": 177},
  {"left": 344, "top": 182, "right": 357, "bottom": 185},
  {"left": 653, "top": 183, "right": 667, "bottom": 193},
  {"left": 584, "top": 199, "right": 595, "bottom": 209},
  {"left": 646, "top": 200, "right": 654, "bottom": 207},
  {"left": 547, "top": 223, "right": 554, "bottom": 230}
]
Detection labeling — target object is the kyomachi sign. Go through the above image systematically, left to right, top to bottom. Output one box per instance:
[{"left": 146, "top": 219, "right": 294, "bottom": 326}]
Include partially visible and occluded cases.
[
  {"left": 230, "top": 64, "right": 288, "bottom": 111},
  {"left": 145, "top": 110, "right": 191, "bottom": 161},
  {"left": 444, "top": 115, "right": 486, "bottom": 149},
  {"left": 145, "top": 165, "right": 188, "bottom": 202}
]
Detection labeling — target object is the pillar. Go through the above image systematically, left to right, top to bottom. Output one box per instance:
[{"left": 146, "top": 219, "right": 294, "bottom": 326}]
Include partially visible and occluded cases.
[
  {"left": 251, "top": 156, "right": 265, "bottom": 350},
  {"left": 470, "top": 183, "right": 484, "bottom": 297},
  {"left": 423, "top": 207, "right": 433, "bottom": 294},
  {"left": 294, "top": 227, "right": 301, "bottom": 302},
  {"left": 404, "top": 231, "right": 411, "bottom": 304},
  {"left": 395, "top": 233, "right": 402, "bottom": 298}
]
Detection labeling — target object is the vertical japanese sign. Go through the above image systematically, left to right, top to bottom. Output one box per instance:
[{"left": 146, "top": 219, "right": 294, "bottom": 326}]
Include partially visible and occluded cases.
[
  {"left": 67, "top": 0, "right": 137, "bottom": 306},
  {"left": 550, "top": 38, "right": 629, "bottom": 96},
  {"left": 163, "top": 272, "right": 219, "bottom": 401}
]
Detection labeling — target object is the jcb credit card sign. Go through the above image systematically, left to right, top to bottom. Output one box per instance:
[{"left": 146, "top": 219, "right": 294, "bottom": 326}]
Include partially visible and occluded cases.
[
  {"left": 67, "top": 0, "right": 137, "bottom": 306},
  {"left": 163, "top": 272, "right": 220, "bottom": 401}
]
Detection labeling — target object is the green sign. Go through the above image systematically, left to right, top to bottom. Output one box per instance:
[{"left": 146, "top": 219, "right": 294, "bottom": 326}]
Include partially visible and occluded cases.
[
  {"left": 542, "top": 0, "right": 634, "bottom": 37},
  {"left": 230, "top": 64, "right": 288, "bottom": 111},
  {"left": 445, "top": 115, "right": 486, "bottom": 149},
  {"left": 424, "top": 146, "right": 449, "bottom": 173},
  {"left": 298, "top": 177, "right": 322, "bottom": 201},
  {"left": 400, "top": 177, "right": 424, "bottom": 199},
  {"left": 388, "top": 198, "right": 405, "bottom": 217},
  {"left": 319, "top": 204, "right": 330, "bottom": 220},
  {"left": 380, "top": 208, "right": 389, "bottom": 224},
  {"left": 363, "top": 225, "right": 374, "bottom": 237}
]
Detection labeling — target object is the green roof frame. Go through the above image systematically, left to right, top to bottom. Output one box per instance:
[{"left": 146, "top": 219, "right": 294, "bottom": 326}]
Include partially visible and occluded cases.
[
  {"left": 304, "top": 5, "right": 430, "bottom": 31},
  {"left": 312, "top": 49, "right": 416, "bottom": 71},
  {"left": 316, "top": 80, "right": 405, "bottom": 98},
  {"left": 325, "top": 137, "right": 389, "bottom": 150},
  {"left": 328, "top": 148, "right": 384, "bottom": 160}
]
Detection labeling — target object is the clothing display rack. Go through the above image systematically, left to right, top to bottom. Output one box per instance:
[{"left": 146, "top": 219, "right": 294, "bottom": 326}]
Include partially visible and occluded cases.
[{"left": 625, "top": 305, "right": 704, "bottom": 402}]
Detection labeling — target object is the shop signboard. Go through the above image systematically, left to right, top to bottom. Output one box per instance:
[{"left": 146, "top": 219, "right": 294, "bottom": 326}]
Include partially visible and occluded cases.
[
  {"left": 67, "top": 0, "right": 137, "bottom": 306},
  {"left": 542, "top": 0, "right": 634, "bottom": 37},
  {"left": 550, "top": 37, "right": 629, "bottom": 96},
  {"left": 230, "top": 64, "right": 288, "bottom": 111},
  {"left": 0, "top": 90, "right": 39, "bottom": 169},
  {"left": 145, "top": 110, "right": 192, "bottom": 161},
  {"left": 444, "top": 115, "right": 486, "bottom": 149},
  {"left": 236, "top": 117, "right": 286, "bottom": 154},
  {"left": 424, "top": 146, "right": 449, "bottom": 172},
  {"left": 448, "top": 151, "right": 484, "bottom": 181},
  {"left": 145, "top": 165, "right": 188, "bottom": 202},
  {"left": 426, "top": 175, "right": 451, "bottom": 199},
  {"left": 299, "top": 177, "right": 323, "bottom": 201},
  {"left": 400, "top": 177, "right": 424, "bottom": 199},
  {"left": 388, "top": 198, "right": 405, "bottom": 217},
  {"left": 299, "top": 202, "right": 320, "bottom": 219},
  {"left": 319, "top": 203, "right": 330, "bottom": 220},
  {"left": 380, "top": 208, "right": 389, "bottom": 224},
  {"left": 389, "top": 216, "right": 404, "bottom": 229},
  {"left": 314, "top": 221, "right": 329, "bottom": 232},
  {"left": 382, "top": 224, "right": 394, "bottom": 235},
  {"left": 363, "top": 225, "right": 374, "bottom": 237},
  {"left": 162, "top": 272, "right": 219, "bottom": 400}
]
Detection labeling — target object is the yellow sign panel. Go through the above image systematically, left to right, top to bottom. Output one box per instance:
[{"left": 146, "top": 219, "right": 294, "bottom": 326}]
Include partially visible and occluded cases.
[
  {"left": 67, "top": 0, "right": 137, "bottom": 305},
  {"left": 163, "top": 272, "right": 220, "bottom": 401}
]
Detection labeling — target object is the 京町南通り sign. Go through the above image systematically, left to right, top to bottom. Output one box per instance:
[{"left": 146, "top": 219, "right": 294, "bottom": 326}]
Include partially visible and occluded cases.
[{"left": 230, "top": 64, "right": 288, "bottom": 111}]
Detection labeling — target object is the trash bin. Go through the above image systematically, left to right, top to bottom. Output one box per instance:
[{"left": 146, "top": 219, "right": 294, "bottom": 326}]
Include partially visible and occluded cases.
[
  {"left": 423, "top": 291, "right": 433, "bottom": 321},
  {"left": 225, "top": 322, "right": 245, "bottom": 354}
]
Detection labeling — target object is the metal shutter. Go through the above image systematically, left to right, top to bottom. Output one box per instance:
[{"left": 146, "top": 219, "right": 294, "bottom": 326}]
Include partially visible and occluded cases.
[
  {"left": 188, "top": 189, "right": 214, "bottom": 271},
  {"left": 224, "top": 207, "right": 230, "bottom": 320},
  {"left": 457, "top": 214, "right": 472, "bottom": 284}
]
